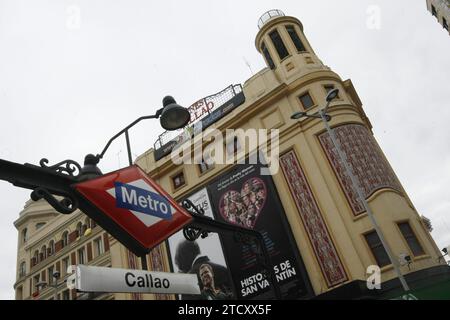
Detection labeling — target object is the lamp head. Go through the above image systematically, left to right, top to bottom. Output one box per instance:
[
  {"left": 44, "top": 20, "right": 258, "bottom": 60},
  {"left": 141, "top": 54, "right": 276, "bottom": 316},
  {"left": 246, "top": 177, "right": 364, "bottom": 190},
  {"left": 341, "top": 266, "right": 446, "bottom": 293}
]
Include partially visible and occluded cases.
[
  {"left": 325, "top": 88, "right": 339, "bottom": 102},
  {"left": 159, "top": 96, "right": 191, "bottom": 131},
  {"left": 290, "top": 111, "right": 307, "bottom": 120},
  {"left": 78, "top": 154, "right": 102, "bottom": 181},
  {"left": 443, "top": 247, "right": 448, "bottom": 255},
  {"left": 52, "top": 271, "right": 60, "bottom": 279}
]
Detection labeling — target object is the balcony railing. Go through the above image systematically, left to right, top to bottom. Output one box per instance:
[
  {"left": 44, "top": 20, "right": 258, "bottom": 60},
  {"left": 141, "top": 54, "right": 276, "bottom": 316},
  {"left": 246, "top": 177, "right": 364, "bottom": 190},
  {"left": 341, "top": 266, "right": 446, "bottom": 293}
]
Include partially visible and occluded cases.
[{"left": 257, "top": 9, "right": 285, "bottom": 29}]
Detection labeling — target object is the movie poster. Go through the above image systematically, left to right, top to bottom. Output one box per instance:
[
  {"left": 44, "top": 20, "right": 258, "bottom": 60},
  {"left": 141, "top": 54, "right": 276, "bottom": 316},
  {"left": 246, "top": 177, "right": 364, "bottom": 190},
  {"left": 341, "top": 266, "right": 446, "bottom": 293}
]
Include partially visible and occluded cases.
[
  {"left": 207, "top": 163, "right": 313, "bottom": 299},
  {"left": 167, "top": 188, "right": 235, "bottom": 300}
]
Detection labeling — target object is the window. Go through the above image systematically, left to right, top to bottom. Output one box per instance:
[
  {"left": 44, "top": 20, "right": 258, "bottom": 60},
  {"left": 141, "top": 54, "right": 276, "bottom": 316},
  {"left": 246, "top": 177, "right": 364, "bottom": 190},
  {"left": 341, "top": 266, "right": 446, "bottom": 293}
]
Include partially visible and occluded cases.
[
  {"left": 431, "top": 5, "right": 437, "bottom": 17},
  {"left": 443, "top": 18, "right": 448, "bottom": 31},
  {"left": 286, "top": 25, "right": 306, "bottom": 52},
  {"left": 269, "top": 29, "right": 289, "bottom": 60},
  {"left": 261, "top": 42, "right": 275, "bottom": 69},
  {"left": 324, "top": 85, "right": 340, "bottom": 99},
  {"left": 298, "top": 92, "right": 315, "bottom": 109},
  {"left": 226, "top": 136, "right": 241, "bottom": 156},
  {"left": 198, "top": 152, "right": 215, "bottom": 174},
  {"left": 172, "top": 172, "right": 186, "bottom": 190},
  {"left": 36, "top": 222, "right": 46, "bottom": 230},
  {"left": 76, "top": 222, "right": 83, "bottom": 238},
  {"left": 398, "top": 222, "right": 425, "bottom": 256},
  {"left": 21, "top": 228, "right": 28, "bottom": 244},
  {"left": 62, "top": 231, "right": 69, "bottom": 247},
  {"left": 365, "top": 231, "right": 390, "bottom": 267},
  {"left": 94, "top": 237, "right": 104, "bottom": 257},
  {"left": 48, "top": 240, "right": 55, "bottom": 256},
  {"left": 40, "top": 245, "right": 47, "bottom": 261},
  {"left": 78, "top": 248, "right": 86, "bottom": 265},
  {"left": 33, "top": 250, "right": 39, "bottom": 264},
  {"left": 62, "top": 257, "right": 69, "bottom": 276},
  {"left": 19, "top": 262, "right": 26, "bottom": 277},
  {"left": 48, "top": 266, "right": 54, "bottom": 285},
  {"left": 33, "top": 274, "right": 40, "bottom": 291},
  {"left": 16, "top": 286, "right": 23, "bottom": 300},
  {"left": 62, "top": 289, "right": 70, "bottom": 300}
]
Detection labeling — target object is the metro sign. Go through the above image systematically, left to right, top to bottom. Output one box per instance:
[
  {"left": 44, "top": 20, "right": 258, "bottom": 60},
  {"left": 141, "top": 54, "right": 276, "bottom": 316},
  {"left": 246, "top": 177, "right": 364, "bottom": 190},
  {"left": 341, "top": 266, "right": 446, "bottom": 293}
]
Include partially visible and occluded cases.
[{"left": 74, "top": 165, "right": 192, "bottom": 255}]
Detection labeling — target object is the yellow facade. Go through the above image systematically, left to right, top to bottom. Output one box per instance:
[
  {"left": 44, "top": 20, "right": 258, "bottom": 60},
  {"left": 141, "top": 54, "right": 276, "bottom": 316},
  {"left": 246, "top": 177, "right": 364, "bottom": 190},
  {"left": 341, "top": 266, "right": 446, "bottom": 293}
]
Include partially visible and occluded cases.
[
  {"left": 14, "top": 11, "right": 448, "bottom": 299},
  {"left": 136, "top": 12, "right": 447, "bottom": 297}
]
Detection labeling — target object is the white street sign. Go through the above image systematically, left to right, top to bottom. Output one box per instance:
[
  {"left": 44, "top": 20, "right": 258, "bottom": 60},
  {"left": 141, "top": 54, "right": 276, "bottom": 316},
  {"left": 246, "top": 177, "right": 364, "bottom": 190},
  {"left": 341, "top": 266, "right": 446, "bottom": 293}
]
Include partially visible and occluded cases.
[{"left": 67, "top": 265, "right": 201, "bottom": 295}]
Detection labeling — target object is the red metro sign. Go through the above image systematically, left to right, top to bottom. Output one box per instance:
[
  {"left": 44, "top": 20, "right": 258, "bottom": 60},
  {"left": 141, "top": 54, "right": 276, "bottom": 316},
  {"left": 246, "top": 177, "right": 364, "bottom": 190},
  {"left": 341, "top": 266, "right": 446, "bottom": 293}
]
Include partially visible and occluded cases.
[{"left": 74, "top": 165, "right": 192, "bottom": 256}]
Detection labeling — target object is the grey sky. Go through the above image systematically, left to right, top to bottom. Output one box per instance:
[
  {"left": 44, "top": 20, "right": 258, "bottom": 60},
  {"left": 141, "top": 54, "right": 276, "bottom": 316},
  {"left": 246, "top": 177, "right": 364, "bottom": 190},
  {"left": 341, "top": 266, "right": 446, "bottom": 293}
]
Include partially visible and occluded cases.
[{"left": 0, "top": 0, "right": 449, "bottom": 299}]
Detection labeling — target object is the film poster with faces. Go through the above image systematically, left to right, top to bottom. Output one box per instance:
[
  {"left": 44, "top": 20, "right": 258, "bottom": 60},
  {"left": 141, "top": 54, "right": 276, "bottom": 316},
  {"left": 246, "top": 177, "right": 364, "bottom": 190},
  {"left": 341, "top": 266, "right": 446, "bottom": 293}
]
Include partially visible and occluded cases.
[
  {"left": 207, "top": 163, "right": 312, "bottom": 299},
  {"left": 167, "top": 188, "right": 235, "bottom": 300}
]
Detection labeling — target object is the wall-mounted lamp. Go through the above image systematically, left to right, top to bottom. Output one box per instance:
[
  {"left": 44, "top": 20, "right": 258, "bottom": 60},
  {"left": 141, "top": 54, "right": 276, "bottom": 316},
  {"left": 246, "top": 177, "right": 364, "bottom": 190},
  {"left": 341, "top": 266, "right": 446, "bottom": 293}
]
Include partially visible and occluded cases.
[
  {"left": 438, "top": 246, "right": 449, "bottom": 263},
  {"left": 399, "top": 253, "right": 412, "bottom": 270}
]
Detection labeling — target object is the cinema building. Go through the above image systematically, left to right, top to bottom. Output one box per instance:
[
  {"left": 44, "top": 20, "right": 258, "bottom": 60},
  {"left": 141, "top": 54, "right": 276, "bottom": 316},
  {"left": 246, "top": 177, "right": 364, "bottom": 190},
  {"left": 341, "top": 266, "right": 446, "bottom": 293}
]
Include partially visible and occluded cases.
[{"left": 14, "top": 10, "right": 450, "bottom": 300}]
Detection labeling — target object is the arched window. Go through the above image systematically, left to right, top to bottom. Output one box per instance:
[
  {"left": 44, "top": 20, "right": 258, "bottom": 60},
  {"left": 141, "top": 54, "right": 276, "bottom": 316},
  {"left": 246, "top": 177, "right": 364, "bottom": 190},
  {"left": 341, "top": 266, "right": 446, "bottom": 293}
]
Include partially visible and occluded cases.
[
  {"left": 269, "top": 29, "right": 289, "bottom": 60},
  {"left": 21, "top": 228, "right": 28, "bottom": 244},
  {"left": 62, "top": 231, "right": 69, "bottom": 247},
  {"left": 49, "top": 240, "right": 55, "bottom": 256},
  {"left": 40, "top": 245, "right": 47, "bottom": 261},
  {"left": 33, "top": 250, "right": 39, "bottom": 264},
  {"left": 19, "top": 261, "right": 26, "bottom": 277}
]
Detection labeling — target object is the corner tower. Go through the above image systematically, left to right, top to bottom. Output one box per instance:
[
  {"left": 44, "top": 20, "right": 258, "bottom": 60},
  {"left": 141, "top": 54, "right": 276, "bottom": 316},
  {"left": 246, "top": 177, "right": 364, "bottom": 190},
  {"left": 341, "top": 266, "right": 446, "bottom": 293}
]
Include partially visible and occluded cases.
[{"left": 255, "top": 9, "right": 327, "bottom": 81}]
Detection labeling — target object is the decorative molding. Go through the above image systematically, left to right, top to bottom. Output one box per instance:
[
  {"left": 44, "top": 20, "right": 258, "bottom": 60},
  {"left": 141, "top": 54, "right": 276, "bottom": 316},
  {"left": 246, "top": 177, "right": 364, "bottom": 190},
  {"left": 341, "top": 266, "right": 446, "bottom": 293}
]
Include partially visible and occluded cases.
[
  {"left": 318, "top": 124, "right": 402, "bottom": 215},
  {"left": 280, "top": 150, "right": 348, "bottom": 287}
]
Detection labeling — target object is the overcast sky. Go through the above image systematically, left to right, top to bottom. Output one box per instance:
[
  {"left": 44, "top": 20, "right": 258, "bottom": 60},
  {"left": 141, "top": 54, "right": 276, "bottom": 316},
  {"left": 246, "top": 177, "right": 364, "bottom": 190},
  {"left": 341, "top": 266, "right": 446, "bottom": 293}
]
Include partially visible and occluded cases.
[{"left": 0, "top": 0, "right": 449, "bottom": 299}]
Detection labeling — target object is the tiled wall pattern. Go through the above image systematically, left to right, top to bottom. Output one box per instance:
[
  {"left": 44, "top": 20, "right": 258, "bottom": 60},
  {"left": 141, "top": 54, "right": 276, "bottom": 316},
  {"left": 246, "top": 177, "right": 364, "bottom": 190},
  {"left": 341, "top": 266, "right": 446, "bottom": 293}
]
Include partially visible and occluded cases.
[
  {"left": 318, "top": 124, "right": 402, "bottom": 215},
  {"left": 280, "top": 150, "right": 348, "bottom": 287}
]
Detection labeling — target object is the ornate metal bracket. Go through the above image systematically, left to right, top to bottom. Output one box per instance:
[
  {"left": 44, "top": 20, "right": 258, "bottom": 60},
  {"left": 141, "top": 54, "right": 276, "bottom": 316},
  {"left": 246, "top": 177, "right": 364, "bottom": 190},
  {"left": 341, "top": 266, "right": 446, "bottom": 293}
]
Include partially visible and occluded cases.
[
  {"left": 39, "top": 158, "right": 82, "bottom": 178},
  {"left": 30, "top": 187, "right": 78, "bottom": 214},
  {"left": 181, "top": 199, "right": 210, "bottom": 241}
]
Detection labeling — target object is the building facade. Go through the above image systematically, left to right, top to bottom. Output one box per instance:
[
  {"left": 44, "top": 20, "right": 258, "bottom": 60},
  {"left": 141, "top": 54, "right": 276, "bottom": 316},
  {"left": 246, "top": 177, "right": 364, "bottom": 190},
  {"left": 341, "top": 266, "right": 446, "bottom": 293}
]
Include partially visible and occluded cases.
[
  {"left": 426, "top": 0, "right": 450, "bottom": 35},
  {"left": 14, "top": 10, "right": 449, "bottom": 300}
]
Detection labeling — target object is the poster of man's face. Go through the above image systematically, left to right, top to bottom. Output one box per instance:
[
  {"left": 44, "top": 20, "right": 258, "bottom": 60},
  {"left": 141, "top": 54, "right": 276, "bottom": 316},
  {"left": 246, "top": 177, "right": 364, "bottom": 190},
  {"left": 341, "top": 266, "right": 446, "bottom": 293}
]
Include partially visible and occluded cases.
[{"left": 167, "top": 188, "right": 235, "bottom": 299}]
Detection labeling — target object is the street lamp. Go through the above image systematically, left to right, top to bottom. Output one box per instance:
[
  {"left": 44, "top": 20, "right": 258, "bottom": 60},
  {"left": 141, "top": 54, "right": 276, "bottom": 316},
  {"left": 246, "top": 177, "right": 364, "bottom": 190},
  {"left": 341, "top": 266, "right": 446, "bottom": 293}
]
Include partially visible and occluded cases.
[
  {"left": 291, "top": 88, "right": 410, "bottom": 293},
  {"left": 92, "top": 95, "right": 191, "bottom": 270},
  {"left": 95, "top": 95, "right": 191, "bottom": 166},
  {"left": 35, "top": 271, "right": 61, "bottom": 300}
]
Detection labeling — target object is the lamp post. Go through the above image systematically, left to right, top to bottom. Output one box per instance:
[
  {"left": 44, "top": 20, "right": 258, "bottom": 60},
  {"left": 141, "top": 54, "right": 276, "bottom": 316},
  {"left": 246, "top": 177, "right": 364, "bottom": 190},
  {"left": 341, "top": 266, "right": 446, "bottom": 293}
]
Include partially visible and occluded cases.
[
  {"left": 291, "top": 88, "right": 410, "bottom": 293},
  {"left": 93, "top": 95, "right": 191, "bottom": 270},
  {"left": 35, "top": 271, "right": 61, "bottom": 300}
]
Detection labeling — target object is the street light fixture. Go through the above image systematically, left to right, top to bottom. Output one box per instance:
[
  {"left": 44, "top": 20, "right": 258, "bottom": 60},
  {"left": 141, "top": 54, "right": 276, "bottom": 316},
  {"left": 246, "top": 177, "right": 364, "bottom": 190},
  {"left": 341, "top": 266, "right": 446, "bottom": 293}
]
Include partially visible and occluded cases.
[
  {"left": 290, "top": 88, "right": 410, "bottom": 293},
  {"left": 95, "top": 95, "right": 190, "bottom": 166},
  {"left": 91, "top": 96, "right": 191, "bottom": 270},
  {"left": 35, "top": 271, "right": 61, "bottom": 300}
]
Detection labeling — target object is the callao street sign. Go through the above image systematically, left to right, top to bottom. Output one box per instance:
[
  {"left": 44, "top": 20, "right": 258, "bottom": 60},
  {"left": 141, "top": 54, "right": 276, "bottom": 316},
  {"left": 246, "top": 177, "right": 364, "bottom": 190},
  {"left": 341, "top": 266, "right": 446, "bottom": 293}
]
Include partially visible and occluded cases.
[
  {"left": 74, "top": 165, "right": 193, "bottom": 255},
  {"left": 67, "top": 265, "right": 201, "bottom": 295}
]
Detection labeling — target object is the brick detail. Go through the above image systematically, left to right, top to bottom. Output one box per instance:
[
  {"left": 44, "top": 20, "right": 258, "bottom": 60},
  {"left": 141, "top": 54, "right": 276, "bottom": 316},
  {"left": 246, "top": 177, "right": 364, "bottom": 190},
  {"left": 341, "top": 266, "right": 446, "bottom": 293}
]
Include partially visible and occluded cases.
[
  {"left": 318, "top": 124, "right": 402, "bottom": 215},
  {"left": 280, "top": 149, "right": 348, "bottom": 287},
  {"left": 69, "top": 230, "right": 79, "bottom": 244},
  {"left": 55, "top": 240, "right": 63, "bottom": 253}
]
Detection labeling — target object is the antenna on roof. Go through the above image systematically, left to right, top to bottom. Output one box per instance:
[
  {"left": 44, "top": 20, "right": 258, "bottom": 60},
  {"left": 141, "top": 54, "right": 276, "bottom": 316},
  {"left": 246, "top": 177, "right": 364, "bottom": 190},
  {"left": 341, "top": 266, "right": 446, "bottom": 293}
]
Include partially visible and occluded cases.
[{"left": 243, "top": 56, "right": 254, "bottom": 76}]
